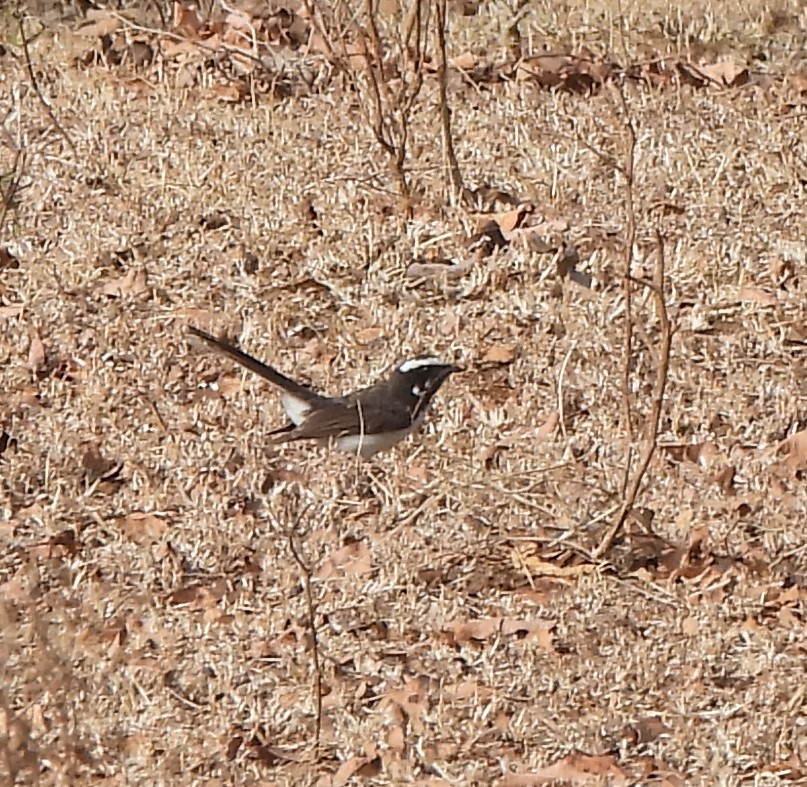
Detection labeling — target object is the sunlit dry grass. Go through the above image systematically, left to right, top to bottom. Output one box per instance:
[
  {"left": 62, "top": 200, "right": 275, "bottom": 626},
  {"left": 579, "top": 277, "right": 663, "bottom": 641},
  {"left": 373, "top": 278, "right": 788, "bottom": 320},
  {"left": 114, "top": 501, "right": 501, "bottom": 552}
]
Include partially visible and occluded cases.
[{"left": 1, "top": 0, "right": 806, "bottom": 784}]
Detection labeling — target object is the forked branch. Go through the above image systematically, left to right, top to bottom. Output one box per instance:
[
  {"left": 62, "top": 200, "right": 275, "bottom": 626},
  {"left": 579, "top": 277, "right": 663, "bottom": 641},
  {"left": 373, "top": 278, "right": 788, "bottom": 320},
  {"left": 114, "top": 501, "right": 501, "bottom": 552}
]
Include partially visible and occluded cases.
[
  {"left": 313, "top": 0, "right": 431, "bottom": 210},
  {"left": 434, "top": 0, "right": 464, "bottom": 202},
  {"left": 594, "top": 229, "right": 671, "bottom": 559}
]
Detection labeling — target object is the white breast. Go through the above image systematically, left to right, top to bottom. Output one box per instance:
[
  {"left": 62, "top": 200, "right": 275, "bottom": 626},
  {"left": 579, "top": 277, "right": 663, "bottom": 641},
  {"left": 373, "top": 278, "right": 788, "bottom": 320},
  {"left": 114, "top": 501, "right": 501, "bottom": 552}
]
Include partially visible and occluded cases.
[{"left": 334, "top": 411, "right": 427, "bottom": 459}]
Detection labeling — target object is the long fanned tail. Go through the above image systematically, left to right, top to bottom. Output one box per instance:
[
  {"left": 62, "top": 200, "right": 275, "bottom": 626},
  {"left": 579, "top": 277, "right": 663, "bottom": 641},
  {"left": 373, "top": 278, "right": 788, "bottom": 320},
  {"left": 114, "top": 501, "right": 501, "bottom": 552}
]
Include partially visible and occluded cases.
[{"left": 188, "top": 326, "right": 321, "bottom": 402}]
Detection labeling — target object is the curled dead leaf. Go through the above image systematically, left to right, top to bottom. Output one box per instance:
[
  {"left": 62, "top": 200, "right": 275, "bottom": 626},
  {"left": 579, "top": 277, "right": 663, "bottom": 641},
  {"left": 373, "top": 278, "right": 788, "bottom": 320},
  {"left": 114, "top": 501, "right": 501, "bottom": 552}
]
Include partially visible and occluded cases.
[{"left": 173, "top": 2, "right": 204, "bottom": 35}]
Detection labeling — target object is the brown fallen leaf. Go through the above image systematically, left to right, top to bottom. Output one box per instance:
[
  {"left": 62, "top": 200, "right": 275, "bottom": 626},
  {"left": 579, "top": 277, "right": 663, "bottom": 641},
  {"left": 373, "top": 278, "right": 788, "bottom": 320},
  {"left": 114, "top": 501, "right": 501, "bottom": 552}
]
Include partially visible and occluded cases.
[
  {"left": 173, "top": 2, "right": 204, "bottom": 35},
  {"left": 76, "top": 9, "right": 123, "bottom": 38},
  {"left": 450, "top": 51, "right": 477, "bottom": 70},
  {"left": 516, "top": 54, "right": 571, "bottom": 84},
  {"left": 516, "top": 54, "right": 611, "bottom": 93},
  {"left": 694, "top": 59, "right": 750, "bottom": 87},
  {"left": 206, "top": 84, "right": 245, "bottom": 103},
  {"left": 466, "top": 203, "right": 533, "bottom": 255},
  {"left": 489, "top": 203, "right": 535, "bottom": 235},
  {"left": 508, "top": 218, "right": 569, "bottom": 249},
  {"left": 0, "top": 246, "right": 20, "bottom": 269},
  {"left": 405, "top": 259, "right": 474, "bottom": 281},
  {"left": 97, "top": 268, "right": 149, "bottom": 298},
  {"left": 736, "top": 286, "right": 778, "bottom": 306},
  {"left": 0, "top": 305, "right": 23, "bottom": 321},
  {"left": 172, "top": 307, "right": 220, "bottom": 326},
  {"left": 354, "top": 326, "right": 385, "bottom": 344},
  {"left": 28, "top": 331, "right": 46, "bottom": 373},
  {"left": 482, "top": 345, "right": 516, "bottom": 365},
  {"left": 215, "top": 374, "right": 251, "bottom": 398},
  {"left": 536, "top": 411, "right": 559, "bottom": 439},
  {"left": 776, "top": 428, "right": 807, "bottom": 472},
  {"left": 80, "top": 441, "right": 118, "bottom": 479},
  {"left": 660, "top": 441, "right": 722, "bottom": 467},
  {"left": 405, "top": 462, "right": 431, "bottom": 484},
  {"left": 714, "top": 465, "right": 736, "bottom": 495},
  {"left": 118, "top": 512, "right": 169, "bottom": 544},
  {"left": 30, "top": 529, "right": 79, "bottom": 560},
  {"left": 315, "top": 540, "right": 373, "bottom": 579},
  {"left": 516, "top": 554, "right": 595, "bottom": 579},
  {"left": 0, "top": 577, "right": 28, "bottom": 601},
  {"left": 168, "top": 585, "right": 203, "bottom": 606},
  {"left": 681, "top": 616, "right": 699, "bottom": 636},
  {"left": 449, "top": 617, "right": 555, "bottom": 647},
  {"left": 619, "top": 716, "right": 672, "bottom": 744},
  {"left": 386, "top": 725, "right": 405, "bottom": 752},
  {"left": 503, "top": 751, "right": 627, "bottom": 786},
  {"left": 332, "top": 755, "right": 382, "bottom": 786}
]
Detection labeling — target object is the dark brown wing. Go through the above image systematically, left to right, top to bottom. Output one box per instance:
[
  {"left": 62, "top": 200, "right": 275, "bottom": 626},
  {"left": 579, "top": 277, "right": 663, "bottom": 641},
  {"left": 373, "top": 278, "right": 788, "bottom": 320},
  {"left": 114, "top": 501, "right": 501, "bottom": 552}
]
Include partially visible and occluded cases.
[
  {"left": 188, "top": 326, "right": 324, "bottom": 404},
  {"left": 273, "top": 399, "right": 414, "bottom": 443}
]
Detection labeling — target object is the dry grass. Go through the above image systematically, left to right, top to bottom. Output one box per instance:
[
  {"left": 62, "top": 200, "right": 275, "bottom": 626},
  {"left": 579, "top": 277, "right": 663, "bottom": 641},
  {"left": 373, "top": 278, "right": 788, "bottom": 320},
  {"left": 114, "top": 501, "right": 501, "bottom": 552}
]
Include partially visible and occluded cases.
[{"left": 2, "top": 0, "right": 807, "bottom": 784}]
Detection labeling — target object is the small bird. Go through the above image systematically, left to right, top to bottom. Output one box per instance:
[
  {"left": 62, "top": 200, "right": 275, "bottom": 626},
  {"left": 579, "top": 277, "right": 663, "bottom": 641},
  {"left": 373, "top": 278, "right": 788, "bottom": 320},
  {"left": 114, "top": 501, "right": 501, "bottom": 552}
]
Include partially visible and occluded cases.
[{"left": 188, "top": 326, "right": 461, "bottom": 459}]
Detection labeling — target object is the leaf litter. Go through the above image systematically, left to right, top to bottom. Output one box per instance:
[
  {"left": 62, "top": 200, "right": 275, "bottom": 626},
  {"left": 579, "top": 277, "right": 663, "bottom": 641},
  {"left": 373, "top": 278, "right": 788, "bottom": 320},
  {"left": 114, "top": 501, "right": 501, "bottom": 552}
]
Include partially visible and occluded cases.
[{"left": 2, "top": 1, "right": 807, "bottom": 785}]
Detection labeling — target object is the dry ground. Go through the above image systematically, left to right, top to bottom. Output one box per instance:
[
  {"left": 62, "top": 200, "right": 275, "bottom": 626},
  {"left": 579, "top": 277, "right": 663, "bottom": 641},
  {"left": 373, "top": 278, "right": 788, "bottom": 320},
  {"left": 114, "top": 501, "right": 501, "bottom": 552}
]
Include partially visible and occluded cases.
[{"left": 1, "top": 0, "right": 807, "bottom": 784}]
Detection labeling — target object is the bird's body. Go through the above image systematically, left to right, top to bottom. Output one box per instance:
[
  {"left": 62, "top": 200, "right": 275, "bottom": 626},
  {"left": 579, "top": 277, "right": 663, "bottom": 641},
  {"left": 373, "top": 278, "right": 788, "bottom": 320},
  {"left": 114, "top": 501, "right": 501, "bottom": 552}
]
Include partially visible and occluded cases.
[{"left": 188, "top": 327, "right": 459, "bottom": 459}]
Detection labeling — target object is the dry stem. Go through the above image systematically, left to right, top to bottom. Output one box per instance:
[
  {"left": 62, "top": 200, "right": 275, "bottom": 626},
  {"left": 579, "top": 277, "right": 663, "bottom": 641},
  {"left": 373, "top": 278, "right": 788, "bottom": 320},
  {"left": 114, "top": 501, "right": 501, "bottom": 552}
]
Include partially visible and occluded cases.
[
  {"left": 435, "top": 0, "right": 464, "bottom": 203},
  {"left": 18, "top": 15, "right": 75, "bottom": 155},
  {"left": 615, "top": 84, "right": 637, "bottom": 495},
  {"left": 595, "top": 229, "right": 672, "bottom": 559},
  {"left": 285, "top": 507, "right": 324, "bottom": 753}
]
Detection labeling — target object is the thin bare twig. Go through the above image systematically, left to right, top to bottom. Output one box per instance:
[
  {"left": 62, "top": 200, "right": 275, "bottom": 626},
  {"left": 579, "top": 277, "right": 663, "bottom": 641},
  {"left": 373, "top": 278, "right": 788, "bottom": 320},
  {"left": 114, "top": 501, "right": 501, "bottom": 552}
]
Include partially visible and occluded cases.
[
  {"left": 318, "top": 0, "right": 428, "bottom": 210},
  {"left": 435, "top": 0, "right": 464, "bottom": 203},
  {"left": 363, "top": 4, "right": 391, "bottom": 122},
  {"left": 18, "top": 16, "right": 76, "bottom": 155},
  {"left": 615, "top": 83, "right": 638, "bottom": 496},
  {"left": 0, "top": 149, "right": 26, "bottom": 236},
  {"left": 594, "top": 229, "right": 671, "bottom": 559},
  {"left": 557, "top": 339, "right": 576, "bottom": 445},
  {"left": 286, "top": 506, "right": 323, "bottom": 752}
]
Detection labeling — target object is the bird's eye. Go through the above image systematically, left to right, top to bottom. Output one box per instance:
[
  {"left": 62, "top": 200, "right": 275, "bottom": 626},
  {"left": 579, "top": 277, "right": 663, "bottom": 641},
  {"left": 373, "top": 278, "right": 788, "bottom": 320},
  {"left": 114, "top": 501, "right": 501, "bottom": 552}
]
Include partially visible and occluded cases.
[{"left": 412, "top": 384, "right": 423, "bottom": 396}]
